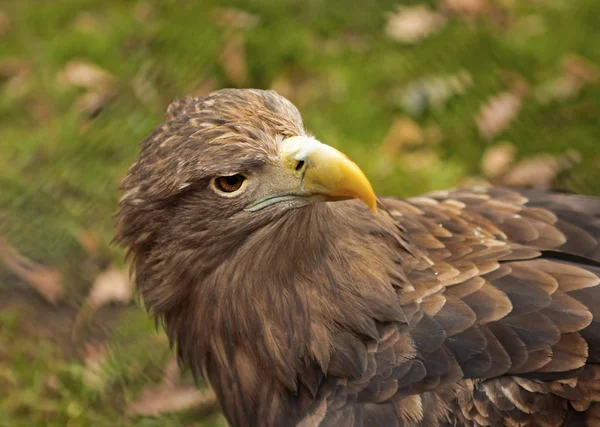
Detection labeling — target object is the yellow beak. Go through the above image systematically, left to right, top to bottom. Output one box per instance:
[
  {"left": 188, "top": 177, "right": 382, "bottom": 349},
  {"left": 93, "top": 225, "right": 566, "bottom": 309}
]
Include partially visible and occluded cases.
[{"left": 281, "top": 136, "right": 377, "bottom": 214}]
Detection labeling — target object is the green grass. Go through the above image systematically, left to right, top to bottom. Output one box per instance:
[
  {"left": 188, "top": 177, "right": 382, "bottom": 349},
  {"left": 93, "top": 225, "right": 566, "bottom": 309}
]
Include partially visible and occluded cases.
[{"left": 1, "top": 0, "right": 599, "bottom": 424}]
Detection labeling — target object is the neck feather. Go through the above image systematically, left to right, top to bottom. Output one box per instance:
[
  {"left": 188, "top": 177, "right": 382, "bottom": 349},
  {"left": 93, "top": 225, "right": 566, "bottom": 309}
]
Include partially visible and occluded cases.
[{"left": 162, "top": 201, "right": 413, "bottom": 394}]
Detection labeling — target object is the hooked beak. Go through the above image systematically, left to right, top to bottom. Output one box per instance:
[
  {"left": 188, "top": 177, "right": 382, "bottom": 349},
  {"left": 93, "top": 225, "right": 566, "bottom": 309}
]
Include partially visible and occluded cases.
[{"left": 254, "top": 136, "right": 377, "bottom": 214}]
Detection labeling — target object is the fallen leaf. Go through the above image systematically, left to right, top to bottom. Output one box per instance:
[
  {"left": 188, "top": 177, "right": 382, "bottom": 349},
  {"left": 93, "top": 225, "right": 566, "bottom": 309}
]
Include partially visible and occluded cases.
[
  {"left": 441, "top": 0, "right": 491, "bottom": 17},
  {"left": 134, "top": 1, "right": 157, "bottom": 23},
  {"left": 385, "top": 5, "right": 446, "bottom": 45},
  {"left": 213, "top": 7, "right": 259, "bottom": 29},
  {"left": 0, "top": 11, "right": 11, "bottom": 36},
  {"left": 73, "top": 12, "right": 103, "bottom": 34},
  {"left": 513, "top": 14, "right": 547, "bottom": 38},
  {"left": 340, "top": 31, "right": 370, "bottom": 53},
  {"left": 220, "top": 33, "right": 247, "bottom": 87},
  {"left": 535, "top": 55, "right": 599, "bottom": 104},
  {"left": 563, "top": 55, "right": 600, "bottom": 83},
  {"left": 0, "top": 58, "right": 32, "bottom": 100},
  {"left": 0, "top": 58, "right": 30, "bottom": 81},
  {"left": 59, "top": 60, "right": 114, "bottom": 90},
  {"left": 132, "top": 60, "right": 161, "bottom": 108},
  {"left": 499, "top": 69, "right": 530, "bottom": 97},
  {"left": 270, "top": 70, "right": 320, "bottom": 107},
  {"left": 398, "top": 70, "right": 473, "bottom": 116},
  {"left": 4, "top": 73, "right": 32, "bottom": 100},
  {"left": 270, "top": 74, "right": 296, "bottom": 102},
  {"left": 535, "top": 75, "right": 583, "bottom": 104},
  {"left": 189, "top": 77, "right": 218, "bottom": 98},
  {"left": 73, "top": 89, "right": 115, "bottom": 118},
  {"left": 476, "top": 91, "right": 522, "bottom": 140},
  {"left": 27, "top": 98, "right": 54, "bottom": 122},
  {"left": 381, "top": 117, "right": 424, "bottom": 157},
  {"left": 376, "top": 118, "right": 446, "bottom": 177},
  {"left": 423, "top": 123, "right": 445, "bottom": 146},
  {"left": 481, "top": 141, "right": 516, "bottom": 178},
  {"left": 403, "top": 149, "right": 443, "bottom": 173},
  {"left": 497, "top": 150, "right": 580, "bottom": 188},
  {"left": 458, "top": 176, "right": 493, "bottom": 188},
  {"left": 76, "top": 229, "right": 99, "bottom": 255},
  {"left": 0, "top": 237, "right": 63, "bottom": 304},
  {"left": 86, "top": 266, "right": 132, "bottom": 309},
  {"left": 72, "top": 267, "right": 132, "bottom": 340},
  {"left": 82, "top": 342, "right": 109, "bottom": 390},
  {"left": 161, "top": 355, "right": 181, "bottom": 386},
  {"left": 127, "top": 356, "right": 218, "bottom": 416},
  {"left": 0, "top": 365, "right": 18, "bottom": 387},
  {"left": 45, "top": 375, "right": 61, "bottom": 393},
  {"left": 127, "top": 385, "right": 216, "bottom": 416}
]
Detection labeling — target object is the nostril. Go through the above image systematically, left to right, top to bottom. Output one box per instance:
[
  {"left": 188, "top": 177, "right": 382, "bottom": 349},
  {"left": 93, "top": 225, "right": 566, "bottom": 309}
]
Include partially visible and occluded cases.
[{"left": 295, "top": 160, "right": 305, "bottom": 171}]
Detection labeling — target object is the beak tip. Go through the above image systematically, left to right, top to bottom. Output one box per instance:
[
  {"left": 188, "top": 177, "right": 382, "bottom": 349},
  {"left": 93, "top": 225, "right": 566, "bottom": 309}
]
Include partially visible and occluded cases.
[{"left": 367, "top": 198, "right": 378, "bottom": 215}]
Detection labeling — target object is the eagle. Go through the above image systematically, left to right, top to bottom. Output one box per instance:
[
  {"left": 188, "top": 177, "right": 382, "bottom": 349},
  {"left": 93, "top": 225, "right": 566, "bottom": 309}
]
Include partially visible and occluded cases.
[{"left": 116, "top": 89, "right": 600, "bottom": 427}]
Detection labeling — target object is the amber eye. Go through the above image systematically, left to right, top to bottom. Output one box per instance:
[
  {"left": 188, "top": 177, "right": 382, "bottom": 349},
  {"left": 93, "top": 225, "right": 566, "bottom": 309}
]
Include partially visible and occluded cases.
[{"left": 213, "top": 174, "right": 246, "bottom": 193}]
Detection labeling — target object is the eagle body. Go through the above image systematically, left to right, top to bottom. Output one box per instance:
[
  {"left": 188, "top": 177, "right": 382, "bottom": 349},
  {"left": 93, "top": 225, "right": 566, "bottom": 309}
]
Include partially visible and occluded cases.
[{"left": 117, "top": 89, "right": 600, "bottom": 426}]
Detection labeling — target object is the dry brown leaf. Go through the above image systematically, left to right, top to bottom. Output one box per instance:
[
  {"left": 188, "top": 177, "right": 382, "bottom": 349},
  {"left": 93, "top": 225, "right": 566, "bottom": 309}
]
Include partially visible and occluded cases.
[
  {"left": 441, "top": 0, "right": 491, "bottom": 17},
  {"left": 134, "top": 1, "right": 158, "bottom": 23},
  {"left": 385, "top": 5, "right": 446, "bottom": 45},
  {"left": 213, "top": 7, "right": 259, "bottom": 29},
  {"left": 0, "top": 11, "right": 11, "bottom": 36},
  {"left": 73, "top": 12, "right": 103, "bottom": 34},
  {"left": 513, "top": 14, "right": 546, "bottom": 38},
  {"left": 220, "top": 33, "right": 247, "bottom": 87},
  {"left": 535, "top": 55, "right": 599, "bottom": 104},
  {"left": 563, "top": 55, "right": 600, "bottom": 83},
  {"left": 0, "top": 58, "right": 30, "bottom": 81},
  {"left": 0, "top": 58, "right": 32, "bottom": 100},
  {"left": 59, "top": 60, "right": 114, "bottom": 90},
  {"left": 132, "top": 61, "right": 160, "bottom": 108},
  {"left": 499, "top": 69, "right": 530, "bottom": 97},
  {"left": 399, "top": 70, "right": 473, "bottom": 116},
  {"left": 270, "top": 71, "right": 316, "bottom": 107},
  {"left": 4, "top": 73, "right": 32, "bottom": 99},
  {"left": 270, "top": 74, "right": 297, "bottom": 103},
  {"left": 535, "top": 75, "right": 584, "bottom": 104},
  {"left": 189, "top": 77, "right": 218, "bottom": 98},
  {"left": 73, "top": 89, "right": 115, "bottom": 118},
  {"left": 476, "top": 91, "right": 522, "bottom": 140},
  {"left": 27, "top": 98, "right": 54, "bottom": 122},
  {"left": 381, "top": 117, "right": 424, "bottom": 157},
  {"left": 376, "top": 119, "right": 445, "bottom": 178},
  {"left": 423, "top": 123, "right": 445, "bottom": 146},
  {"left": 481, "top": 141, "right": 517, "bottom": 178},
  {"left": 403, "top": 149, "right": 443, "bottom": 173},
  {"left": 497, "top": 150, "right": 580, "bottom": 188},
  {"left": 458, "top": 176, "right": 493, "bottom": 188},
  {"left": 76, "top": 229, "right": 99, "bottom": 255},
  {"left": 0, "top": 237, "right": 63, "bottom": 304},
  {"left": 86, "top": 266, "right": 132, "bottom": 309},
  {"left": 73, "top": 267, "right": 132, "bottom": 340},
  {"left": 82, "top": 342, "right": 109, "bottom": 390},
  {"left": 127, "top": 356, "right": 218, "bottom": 416},
  {"left": 45, "top": 375, "right": 61, "bottom": 394},
  {"left": 127, "top": 385, "right": 216, "bottom": 416}
]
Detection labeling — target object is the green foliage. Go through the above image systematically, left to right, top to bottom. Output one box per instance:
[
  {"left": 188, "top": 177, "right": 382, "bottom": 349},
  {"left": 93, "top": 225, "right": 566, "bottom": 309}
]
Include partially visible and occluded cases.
[{"left": 1, "top": 0, "right": 599, "bottom": 424}]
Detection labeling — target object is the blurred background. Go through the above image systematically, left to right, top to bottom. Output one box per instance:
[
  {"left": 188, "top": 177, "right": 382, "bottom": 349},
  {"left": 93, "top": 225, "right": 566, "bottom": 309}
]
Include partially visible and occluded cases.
[{"left": 1, "top": 0, "right": 599, "bottom": 425}]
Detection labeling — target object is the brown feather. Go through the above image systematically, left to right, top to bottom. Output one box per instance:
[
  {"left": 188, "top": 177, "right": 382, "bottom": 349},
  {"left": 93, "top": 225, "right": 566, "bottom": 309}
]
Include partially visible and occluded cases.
[{"left": 116, "top": 89, "right": 600, "bottom": 427}]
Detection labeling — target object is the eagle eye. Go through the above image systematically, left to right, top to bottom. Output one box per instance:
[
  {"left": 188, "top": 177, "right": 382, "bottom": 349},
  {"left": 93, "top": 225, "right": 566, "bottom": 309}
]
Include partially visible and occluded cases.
[{"left": 213, "top": 174, "right": 246, "bottom": 193}]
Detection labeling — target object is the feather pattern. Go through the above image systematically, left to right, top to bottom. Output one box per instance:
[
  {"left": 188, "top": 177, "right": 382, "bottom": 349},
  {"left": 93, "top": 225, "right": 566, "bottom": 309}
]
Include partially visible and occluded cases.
[{"left": 116, "top": 89, "right": 600, "bottom": 427}]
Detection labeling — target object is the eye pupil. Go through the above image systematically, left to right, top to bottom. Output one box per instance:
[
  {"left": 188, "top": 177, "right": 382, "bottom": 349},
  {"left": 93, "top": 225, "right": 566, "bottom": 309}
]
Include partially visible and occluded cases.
[{"left": 215, "top": 174, "right": 245, "bottom": 192}]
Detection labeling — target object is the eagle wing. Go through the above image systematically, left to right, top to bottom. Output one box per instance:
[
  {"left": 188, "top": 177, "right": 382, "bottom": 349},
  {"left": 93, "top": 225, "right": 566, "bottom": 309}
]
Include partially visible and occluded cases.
[{"left": 317, "top": 188, "right": 600, "bottom": 427}]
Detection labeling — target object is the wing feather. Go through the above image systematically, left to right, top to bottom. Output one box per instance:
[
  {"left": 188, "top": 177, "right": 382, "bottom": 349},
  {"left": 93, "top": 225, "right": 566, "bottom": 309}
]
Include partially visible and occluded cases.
[{"left": 319, "top": 188, "right": 600, "bottom": 426}]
